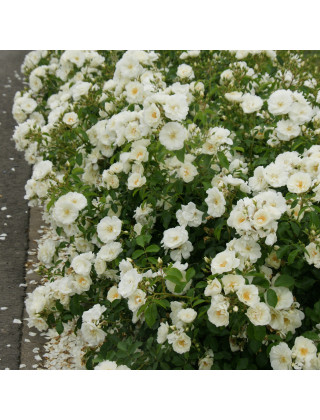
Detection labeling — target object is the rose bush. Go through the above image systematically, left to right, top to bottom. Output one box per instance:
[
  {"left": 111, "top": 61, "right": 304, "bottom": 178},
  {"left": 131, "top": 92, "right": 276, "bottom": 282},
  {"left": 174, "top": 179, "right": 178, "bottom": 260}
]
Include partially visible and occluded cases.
[{"left": 13, "top": 50, "right": 320, "bottom": 369}]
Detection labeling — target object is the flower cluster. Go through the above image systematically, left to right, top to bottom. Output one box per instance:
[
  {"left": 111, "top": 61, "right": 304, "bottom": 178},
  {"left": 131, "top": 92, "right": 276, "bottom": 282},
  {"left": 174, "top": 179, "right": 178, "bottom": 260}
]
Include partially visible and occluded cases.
[{"left": 13, "top": 50, "right": 320, "bottom": 369}]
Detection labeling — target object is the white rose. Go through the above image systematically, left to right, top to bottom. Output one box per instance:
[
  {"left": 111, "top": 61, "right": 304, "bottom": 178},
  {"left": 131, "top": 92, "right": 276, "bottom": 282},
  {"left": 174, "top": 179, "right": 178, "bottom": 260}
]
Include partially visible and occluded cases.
[
  {"left": 177, "top": 64, "right": 194, "bottom": 80},
  {"left": 125, "top": 81, "right": 144, "bottom": 104},
  {"left": 268, "top": 90, "right": 293, "bottom": 115},
  {"left": 225, "top": 91, "right": 243, "bottom": 103},
  {"left": 163, "top": 94, "right": 189, "bottom": 121},
  {"left": 241, "top": 94, "right": 263, "bottom": 113},
  {"left": 20, "top": 97, "right": 37, "bottom": 114},
  {"left": 143, "top": 103, "right": 161, "bottom": 127},
  {"left": 63, "top": 112, "right": 79, "bottom": 126},
  {"left": 276, "top": 120, "right": 301, "bottom": 141},
  {"left": 159, "top": 122, "right": 187, "bottom": 151},
  {"left": 32, "top": 160, "right": 53, "bottom": 180},
  {"left": 127, "top": 172, "right": 147, "bottom": 190},
  {"left": 287, "top": 172, "right": 311, "bottom": 194},
  {"left": 205, "top": 187, "right": 226, "bottom": 218},
  {"left": 63, "top": 192, "right": 87, "bottom": 211},
  {"left": 52, "top": 196, "right": 79, "bottom": 225},
  {"left": 252, "top": 209, "right": 272, "bottom": 229},
  {"left": 97, "top": 216, "right": 122, "bottom": 243},
  {"left": 162, "top": 226, "right": 188, "bottom": 249},
  {"left": 37, "top": 239, "right": 56, "bottom": 265},
  {"left": 97, "top": 241, "right": 122, "bottom": 262},
  {"left": 211, "top": 250, "right": 240, "bottom": 275},
  {"left": 71, "top": 252, "right": 94, "bottom": 276},
  {"left": 94, "top": 258, "right": 106, "bottom": 275},
  {"left": 118, "top": 268, "right": 142, "bottom": 298},
  {"left": 73, "top": 274, "right": 92, "bottom": 293},
  {"left": 221, "top": 274, "right": 245, "bottom": 294},
  {"left": 204, "top": 279, "right": 222, "bottom": 297},
  {"left": 107, "top": 285, "right": 121, "bottom": 302},
  {"left": 236, "top": 285, "right": 260, "bottom": 307},
  {"left": 271, "top": 287, "right": 293, "bottom": 310},
  {"left": 128, "top": 289, "right": 146, "bottom": 311},
  {"left": 207, "top": 295, "right": 230, "bottom": 327},
  {"left": 246, "top": 302, "right": 271, "bottom": 326},
  {"left": 82, "top": 304, "right": 106, "bottom": 323},
  {"left": 177, "top": 308, "right": 197, "bottom": 323},
  {"left": 81, "top": 322, "right": 106, "bottom": 347},
  {"left": 157, "top": 322, "right": 169, "bottom": 344},
  {"left": 167, "top": 330, "right": 191, "bottom": 354},
  {"left": 292, "top": 336, "right": 317, "bottom": 363},
  {"left": 270, "top": 342, "right": 292, "bottom": 370},
  {"left": 199, "top": 354, "right": 214, "bottom": 370},
  {"left": 94, "top": 360, "right": 118, "bottom": 370}
]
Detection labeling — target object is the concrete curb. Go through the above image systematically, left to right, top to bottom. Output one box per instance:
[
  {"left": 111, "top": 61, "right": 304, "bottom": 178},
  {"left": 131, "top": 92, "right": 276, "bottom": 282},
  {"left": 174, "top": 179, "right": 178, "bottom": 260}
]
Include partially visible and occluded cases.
[
  {"left": 0, "top": 51, "right": 31, "bottom": 370},
  {"left": 20, "top": 206, "right": 47, "bottom": 369}
]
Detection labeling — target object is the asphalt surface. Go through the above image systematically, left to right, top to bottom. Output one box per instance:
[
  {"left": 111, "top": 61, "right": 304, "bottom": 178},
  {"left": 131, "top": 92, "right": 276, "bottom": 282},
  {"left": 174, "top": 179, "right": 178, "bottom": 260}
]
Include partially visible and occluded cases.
[{"left": 0, "top": 51, "right": 30, "bottom": 370}]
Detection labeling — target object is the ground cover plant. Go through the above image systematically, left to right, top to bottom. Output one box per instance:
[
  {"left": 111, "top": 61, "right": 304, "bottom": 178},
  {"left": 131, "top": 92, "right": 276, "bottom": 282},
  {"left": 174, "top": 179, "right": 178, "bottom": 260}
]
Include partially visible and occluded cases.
[{"left": 13, "top": 50, "right": 320, "bottom": 369}]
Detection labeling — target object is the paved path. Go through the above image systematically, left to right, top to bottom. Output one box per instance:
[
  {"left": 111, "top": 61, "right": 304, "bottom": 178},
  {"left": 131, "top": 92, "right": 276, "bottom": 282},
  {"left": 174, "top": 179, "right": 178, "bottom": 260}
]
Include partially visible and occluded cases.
[{"left": 0, "top": 51, "right": 30, "bottom": 369}]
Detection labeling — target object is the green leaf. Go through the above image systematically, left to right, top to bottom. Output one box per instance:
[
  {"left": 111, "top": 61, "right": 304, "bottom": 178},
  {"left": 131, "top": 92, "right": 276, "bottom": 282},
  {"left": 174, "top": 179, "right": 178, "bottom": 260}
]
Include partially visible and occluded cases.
[
  {"left": 277, "top": 55, "right": 284, "bottom": 66},
  {"left": 175, "top": 146, "right": 185, "bottom": 163},
  {"left": 217, "top": 151, "right": 229, "bottom": 169},
  {"left": 75, "top": 153, "right": 83, "bottom": 166},
  {"left": 72, "top": 167, "right": 84, "bottom": 175},
  {"left": 46, "top": 196, "right": 56, "bottom": 211},
  {"left": 162, "top": 212, "right": 171, "bottom": 229},
  {"left": 56, "top": 226, "right": 63, "bottom": 236},
  {"left": 143, "top": 234, "right": 152, "bottom": 245},
  {"left": 136, "top": 235, "right": 145, "bottom": 247},
  {"left": 146, "top": 244, "right": 160, "bottom": 253},
  {"left": 276, "top": 245, "right": 291, "bottom": 259},
  {"left": 132, "top": 249, "right": 145, "bottom": 259},
  {"left": 287, "top": 249, "right": 300, "bottom": 265},
  {"left": 165, "top": 267, "right": 183, "bottom": 282},
  {"left": 186, "top": 267, "right": 196, "bottom": 282},
  {"left": 274, "top": 274, "right": 295, "bottom": 288},
  {"left": 166, "top": 275, "right": 182, "bottom": 285},
  {"left": 252, "top": 277, "right": 269, "bottom": 289},
  {"left": 195, "top": 281, "right": 207, "bottom": 289},
  {"left": 174, "top": 283, "right": 186, "bottom": 294},
  {"left": 267, "top": 289, "right": 278, "bottom": 307},
  {"left": 70, "top": 295, "right": 81, "bottom": 316},
  {"left": 155, "top": 299, "right": 170, "bottom": 309},
  {"left": 193, "top": 299, "right": 206, "bottom": 307},
  {"left": 55, "top": 300, "right": 64, "bottom": 312},
  {"left": 145, "top": 303, "right": 158, "bottom": 328},
  {"left": 56, "top": 320, "right": 64, "bottom": 335},
  {"left": 253, "top": 326, "right": 266, "bottom": 342},
  {"left": 302, "top": 331, "right": 319, "bottom": 341},
  {"left": 117, "top": 342, "right": 127, "bottom": 352},
  {"left": 236, "top": 358, "right": 249, "bottom": 370}
]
